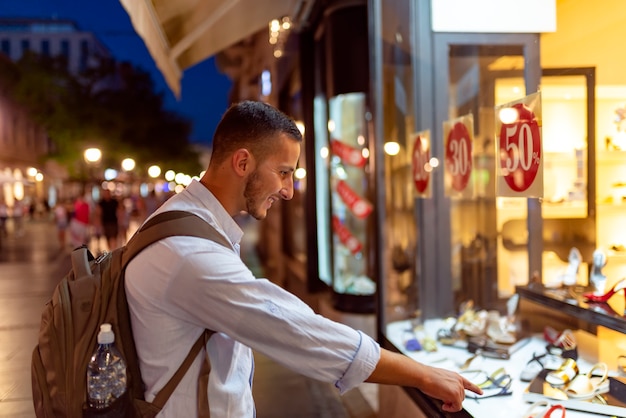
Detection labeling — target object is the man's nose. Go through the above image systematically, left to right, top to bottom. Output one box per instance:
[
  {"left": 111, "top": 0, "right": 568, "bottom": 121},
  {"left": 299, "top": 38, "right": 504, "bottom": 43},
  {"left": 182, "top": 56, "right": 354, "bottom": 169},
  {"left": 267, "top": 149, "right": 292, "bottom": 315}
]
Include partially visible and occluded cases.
[{"left": 279, "top": 179, "right": 294, "bottom": 200}]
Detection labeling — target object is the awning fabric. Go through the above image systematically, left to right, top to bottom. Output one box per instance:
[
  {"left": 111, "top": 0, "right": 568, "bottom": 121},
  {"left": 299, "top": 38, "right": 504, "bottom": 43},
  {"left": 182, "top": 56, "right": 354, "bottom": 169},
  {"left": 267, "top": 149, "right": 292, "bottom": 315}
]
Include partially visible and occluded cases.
[{"left": 119, "top": 0, "right": 301, "bottom": 97}]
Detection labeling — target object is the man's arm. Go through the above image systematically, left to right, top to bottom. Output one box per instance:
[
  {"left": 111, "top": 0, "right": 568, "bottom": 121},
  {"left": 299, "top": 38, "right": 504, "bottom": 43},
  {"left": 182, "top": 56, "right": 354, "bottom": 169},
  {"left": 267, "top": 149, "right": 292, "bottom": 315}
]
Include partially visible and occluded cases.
[{"left": 365, "top": 348, "right": 482, "bottom": 413}]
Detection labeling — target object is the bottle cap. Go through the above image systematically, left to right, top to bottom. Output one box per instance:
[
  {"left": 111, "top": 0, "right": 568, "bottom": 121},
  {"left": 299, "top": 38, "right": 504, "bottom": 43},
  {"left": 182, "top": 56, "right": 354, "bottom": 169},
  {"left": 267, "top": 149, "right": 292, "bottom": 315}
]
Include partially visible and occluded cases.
[{"left": 97, "top": 323, "right": 115, "bottom": 344}]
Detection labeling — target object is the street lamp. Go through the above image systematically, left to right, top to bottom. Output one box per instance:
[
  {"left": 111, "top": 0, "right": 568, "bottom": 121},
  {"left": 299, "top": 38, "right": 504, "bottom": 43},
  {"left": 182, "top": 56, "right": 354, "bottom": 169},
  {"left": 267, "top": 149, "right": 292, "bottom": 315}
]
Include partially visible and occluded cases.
[
  {"left": 84, "top": 148, "right": 102, "bottom": 164},
  {"left": 121, "top": 158, "right": 136, "bottom": 171}
]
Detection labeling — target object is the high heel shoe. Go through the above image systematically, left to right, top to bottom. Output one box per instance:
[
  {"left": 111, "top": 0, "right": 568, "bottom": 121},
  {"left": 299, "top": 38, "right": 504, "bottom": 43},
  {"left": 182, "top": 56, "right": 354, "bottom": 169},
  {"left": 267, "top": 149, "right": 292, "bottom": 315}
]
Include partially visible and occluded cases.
[
  {"left": 589, "top": 249, "right": 608, "bottom": 294},
  {"left": 583, "top": 278, "right": 626, "bottom": 303}
]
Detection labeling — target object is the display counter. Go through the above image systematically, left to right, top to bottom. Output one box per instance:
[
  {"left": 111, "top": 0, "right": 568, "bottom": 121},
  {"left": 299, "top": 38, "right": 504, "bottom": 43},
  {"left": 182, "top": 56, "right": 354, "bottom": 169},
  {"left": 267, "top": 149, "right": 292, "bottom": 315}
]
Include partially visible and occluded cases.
[{"left": 385, "top": 317, "right": 626, "bottom": 418}]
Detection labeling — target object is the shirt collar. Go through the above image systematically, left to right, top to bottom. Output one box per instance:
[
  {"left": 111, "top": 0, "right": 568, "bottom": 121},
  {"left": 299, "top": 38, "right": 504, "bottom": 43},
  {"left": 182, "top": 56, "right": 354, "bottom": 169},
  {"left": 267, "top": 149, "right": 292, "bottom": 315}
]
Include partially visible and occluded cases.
[{"left": 184, "top": 180, "right": 244, "bottom": 246}]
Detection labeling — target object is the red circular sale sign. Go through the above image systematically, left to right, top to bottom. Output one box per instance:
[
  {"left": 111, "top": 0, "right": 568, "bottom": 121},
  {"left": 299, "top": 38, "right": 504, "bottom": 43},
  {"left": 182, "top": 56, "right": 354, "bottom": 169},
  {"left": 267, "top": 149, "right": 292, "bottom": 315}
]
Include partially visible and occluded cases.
[
  {"left": 499, "top": 104, "right": 541, "bottom": 192},
  {"left": 445, "top": 122, "right": 472, "bottom": 192},
  {"left": 412, "top": 135, "right": 430, "bottom": 194}
]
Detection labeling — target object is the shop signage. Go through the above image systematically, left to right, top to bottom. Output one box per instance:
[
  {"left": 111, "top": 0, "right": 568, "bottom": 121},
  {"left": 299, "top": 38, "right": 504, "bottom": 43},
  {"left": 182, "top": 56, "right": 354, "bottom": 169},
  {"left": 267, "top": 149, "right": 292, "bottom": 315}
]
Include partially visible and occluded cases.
[
  {"left": 431, "top": 0, "right": 556, "bottom": 33},
  {"left": 495, "top": 91, "right": 543, "bottom": 197},
  {"left": 443, "top": 114, "right": 474, "bottom": 197},
  {"left": 411, "top": 130, "right": 432, "bottom": 198},
  {"left": 330, "top": 139, "right": 367, "bottom": 167},
  {"left": 336, "top": 180, "right": 373, "bottom": 219},
  {"left": 331, "top": 215, "right": 362, "bottom": 255}
]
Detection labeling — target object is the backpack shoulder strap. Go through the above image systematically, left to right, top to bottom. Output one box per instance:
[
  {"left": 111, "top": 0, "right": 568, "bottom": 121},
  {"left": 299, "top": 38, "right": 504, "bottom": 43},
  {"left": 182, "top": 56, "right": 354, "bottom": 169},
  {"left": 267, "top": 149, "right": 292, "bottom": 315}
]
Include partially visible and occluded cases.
[
  {"left": 122, "top": 210, "right": 229, "bottom": 410},
  {"left": 123, "top": 210, "right": 233, "bottom": 267}
]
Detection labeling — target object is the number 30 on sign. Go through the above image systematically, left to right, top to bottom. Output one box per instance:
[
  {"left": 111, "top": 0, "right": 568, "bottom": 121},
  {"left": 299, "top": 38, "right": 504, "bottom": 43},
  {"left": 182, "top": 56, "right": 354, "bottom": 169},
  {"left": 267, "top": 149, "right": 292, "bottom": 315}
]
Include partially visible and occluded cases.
[
  {"left": 495, "top": 92, "right": 543, "bottom": 198},
  {"left": 443, "top": 114, "right": 474, "bottom": 198}
]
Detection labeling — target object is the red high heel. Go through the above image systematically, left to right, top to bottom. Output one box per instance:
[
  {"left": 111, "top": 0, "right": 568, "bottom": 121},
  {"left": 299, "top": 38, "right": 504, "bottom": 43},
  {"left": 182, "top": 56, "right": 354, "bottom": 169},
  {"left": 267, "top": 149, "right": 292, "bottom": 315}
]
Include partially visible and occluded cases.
[{"left": 583, "top": 278, "right": 626, "bottom": 303}]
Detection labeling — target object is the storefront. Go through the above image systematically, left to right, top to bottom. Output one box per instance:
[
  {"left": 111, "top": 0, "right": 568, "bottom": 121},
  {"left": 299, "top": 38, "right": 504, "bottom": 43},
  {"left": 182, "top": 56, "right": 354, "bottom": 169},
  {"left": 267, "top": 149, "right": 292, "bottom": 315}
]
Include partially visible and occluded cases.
[
  {"left": 121, "top": 0, "right": 626, "bottom": 415},
  {"left": 371, "top": 1, "right": 626, "bottom": 416}
]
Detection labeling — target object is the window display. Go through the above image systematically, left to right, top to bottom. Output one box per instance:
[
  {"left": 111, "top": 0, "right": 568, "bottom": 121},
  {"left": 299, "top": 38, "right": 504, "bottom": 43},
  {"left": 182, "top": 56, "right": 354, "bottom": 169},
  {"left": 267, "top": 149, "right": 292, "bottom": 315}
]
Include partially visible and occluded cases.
[{"left": 327, "top": 93, "right": 376, "bottom": 311}]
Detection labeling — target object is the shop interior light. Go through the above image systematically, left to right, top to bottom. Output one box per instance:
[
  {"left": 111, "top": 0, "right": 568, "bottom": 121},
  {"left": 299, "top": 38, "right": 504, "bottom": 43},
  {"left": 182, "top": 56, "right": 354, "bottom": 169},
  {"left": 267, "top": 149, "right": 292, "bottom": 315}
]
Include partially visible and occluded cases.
[
  {"left": 499, "top": 107, "right": 519, "bottom": 124},
  {"left": 384, "top": 141, "right": 401, "bottom": 155},
  {"left": 295, "top": 167, "right": 306, "bottom": 179}
]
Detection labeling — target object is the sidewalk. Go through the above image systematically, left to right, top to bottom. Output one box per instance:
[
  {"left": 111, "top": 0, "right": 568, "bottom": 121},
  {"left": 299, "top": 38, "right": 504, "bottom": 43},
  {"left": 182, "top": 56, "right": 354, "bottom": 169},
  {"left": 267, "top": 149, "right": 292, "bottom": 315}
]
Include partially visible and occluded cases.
[
  {"left": 0, "top": 218, "right": 377, "bottom": 418},
  {"left": 0, "top": 218, "right": 69, "bottom": 418}
]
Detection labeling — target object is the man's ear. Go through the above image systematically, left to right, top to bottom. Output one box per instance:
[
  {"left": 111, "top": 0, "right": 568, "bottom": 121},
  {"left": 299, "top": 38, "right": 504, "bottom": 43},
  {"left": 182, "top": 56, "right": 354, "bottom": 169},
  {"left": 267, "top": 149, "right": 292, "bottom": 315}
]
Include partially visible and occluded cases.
[{"left": 232, "top": 148, "right": 253, "bottom": 176}]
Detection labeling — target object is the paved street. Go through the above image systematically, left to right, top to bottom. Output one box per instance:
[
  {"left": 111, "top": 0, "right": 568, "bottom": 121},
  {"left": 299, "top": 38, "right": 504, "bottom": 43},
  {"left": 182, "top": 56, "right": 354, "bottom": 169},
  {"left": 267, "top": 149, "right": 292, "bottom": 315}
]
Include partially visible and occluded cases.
[{"left": 0, "top": 218, "right": 69, "bottom": 417}]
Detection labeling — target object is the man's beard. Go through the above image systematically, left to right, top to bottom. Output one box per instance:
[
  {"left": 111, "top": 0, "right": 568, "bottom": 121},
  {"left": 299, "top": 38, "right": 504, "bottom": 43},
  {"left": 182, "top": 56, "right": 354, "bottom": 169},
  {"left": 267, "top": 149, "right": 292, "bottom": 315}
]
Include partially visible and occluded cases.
[{"left": 243, "top": 170, "right": 266, "bottom": 220}]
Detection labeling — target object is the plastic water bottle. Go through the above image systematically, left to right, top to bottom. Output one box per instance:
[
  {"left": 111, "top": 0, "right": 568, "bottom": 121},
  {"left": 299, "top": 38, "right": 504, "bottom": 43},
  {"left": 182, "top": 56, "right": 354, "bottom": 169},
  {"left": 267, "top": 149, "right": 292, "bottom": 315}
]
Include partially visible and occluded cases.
[{"left": 86, "top": 323, "right": 127, "bottom": 410}]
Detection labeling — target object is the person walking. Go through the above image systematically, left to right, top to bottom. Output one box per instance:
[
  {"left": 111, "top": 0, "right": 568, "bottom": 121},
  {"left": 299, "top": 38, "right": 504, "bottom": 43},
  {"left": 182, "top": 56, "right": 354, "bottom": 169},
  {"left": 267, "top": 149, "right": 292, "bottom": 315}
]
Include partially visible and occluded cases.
[
  {"left": 125, "top": 101, "right": 481, "bottom": 417},
  {"left": 95, "top": 189, "right": 121, "bottom": 251},
  {"left": 69, "top": 194, "right": 90, "bottom": 248},
  {"left": 0, "top": 200, "right": 7, "bottom": 236},
  {"left": 53, "top": 200, "right": 69, "bottom": 250}
]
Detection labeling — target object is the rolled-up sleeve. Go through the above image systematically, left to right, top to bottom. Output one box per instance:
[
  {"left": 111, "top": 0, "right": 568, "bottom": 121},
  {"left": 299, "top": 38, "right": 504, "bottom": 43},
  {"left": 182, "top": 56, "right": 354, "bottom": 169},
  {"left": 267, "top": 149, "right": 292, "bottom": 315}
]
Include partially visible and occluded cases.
[{"left": 334, "top": 330, "right": 380, "bottom": 394}]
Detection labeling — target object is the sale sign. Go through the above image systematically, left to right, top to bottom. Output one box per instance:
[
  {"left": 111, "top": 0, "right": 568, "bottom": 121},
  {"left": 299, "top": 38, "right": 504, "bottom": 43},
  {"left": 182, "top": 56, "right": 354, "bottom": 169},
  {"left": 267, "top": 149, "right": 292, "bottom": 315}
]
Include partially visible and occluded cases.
[
  {"left": 495, "top": 92, "right": 543, "bottom": 197},
  {"left": 443, "top": 114, "right": 474, "bottom": 197},
  {"left": 411, "top": 130, "right": 432, "bottom": 198},
  {"left": 330, "top": 139, "right": 367, "bottom": 167},
  {"left": 336, "top": 180, "right": 373, "bottom": 219},
  {"left": 332, "top": 215, "right": 363, "bottom": 254}
]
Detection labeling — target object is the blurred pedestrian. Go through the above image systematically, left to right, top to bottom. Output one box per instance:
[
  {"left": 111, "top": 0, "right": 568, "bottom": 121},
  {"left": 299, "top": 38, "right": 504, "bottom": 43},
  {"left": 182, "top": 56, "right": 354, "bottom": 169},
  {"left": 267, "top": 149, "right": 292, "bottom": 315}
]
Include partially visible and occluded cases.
[
  {"left": 95, "top": 189, "right": 121, "bottom": 251},
  {"left": 138, "top": 189, "right": 160, "bottom": 222},
  {"left": 69, "top": 194, "right": 90, "bottom": 248},
  {"left": 0, "top": 200, "right": 7, "bottom": 236},
  {"left": 12, "top": 200, "right": 24, "bottom": 236},
  {"left": 53, "top": 200, "right": 69, "bottom": 250}
]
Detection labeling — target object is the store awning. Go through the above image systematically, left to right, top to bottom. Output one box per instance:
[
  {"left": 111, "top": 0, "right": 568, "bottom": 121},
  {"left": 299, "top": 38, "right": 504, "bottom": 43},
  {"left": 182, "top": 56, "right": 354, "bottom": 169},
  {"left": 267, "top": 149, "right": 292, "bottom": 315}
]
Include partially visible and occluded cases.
[{"left": 119, "top": 0, "right": 308, "bottom": 97}]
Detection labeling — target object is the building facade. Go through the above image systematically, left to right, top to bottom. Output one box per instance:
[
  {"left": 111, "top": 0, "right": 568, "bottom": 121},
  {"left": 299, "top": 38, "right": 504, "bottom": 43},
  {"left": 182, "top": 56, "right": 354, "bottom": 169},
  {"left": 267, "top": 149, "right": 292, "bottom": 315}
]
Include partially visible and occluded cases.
[{"left": 0, "top": 18, "right": 111, "bottom": 213}]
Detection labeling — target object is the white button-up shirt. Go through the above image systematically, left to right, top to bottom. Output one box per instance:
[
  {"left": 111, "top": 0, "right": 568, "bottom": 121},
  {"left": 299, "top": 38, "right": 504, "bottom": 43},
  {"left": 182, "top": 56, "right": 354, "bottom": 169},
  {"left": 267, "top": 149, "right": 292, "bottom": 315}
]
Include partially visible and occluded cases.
[{"left": 125, "top": 180, "right": 380, "bottom": 417}]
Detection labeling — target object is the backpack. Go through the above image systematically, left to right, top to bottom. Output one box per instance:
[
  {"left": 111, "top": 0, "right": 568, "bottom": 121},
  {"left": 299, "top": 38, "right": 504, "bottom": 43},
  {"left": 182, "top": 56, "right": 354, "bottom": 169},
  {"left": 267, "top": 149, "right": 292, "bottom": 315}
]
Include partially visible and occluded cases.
[{"left": 31, "top": 210, "right": 232, "bottom": 417}]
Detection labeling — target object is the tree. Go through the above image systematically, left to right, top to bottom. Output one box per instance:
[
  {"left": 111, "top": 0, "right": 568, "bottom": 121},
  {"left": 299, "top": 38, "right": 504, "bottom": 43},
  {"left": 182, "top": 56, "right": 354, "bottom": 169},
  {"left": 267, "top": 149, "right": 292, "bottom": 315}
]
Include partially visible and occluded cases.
[{"left": 0, "top": 52, "right": 201, "bottom": 179}]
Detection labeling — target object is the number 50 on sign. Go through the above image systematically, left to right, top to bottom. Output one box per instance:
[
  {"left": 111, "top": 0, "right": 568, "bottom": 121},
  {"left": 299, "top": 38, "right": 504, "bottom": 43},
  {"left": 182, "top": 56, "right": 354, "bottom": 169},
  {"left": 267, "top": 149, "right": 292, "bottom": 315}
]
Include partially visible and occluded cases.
[{"left": 495, "top": 92, "right": 543, "bottom": 198}]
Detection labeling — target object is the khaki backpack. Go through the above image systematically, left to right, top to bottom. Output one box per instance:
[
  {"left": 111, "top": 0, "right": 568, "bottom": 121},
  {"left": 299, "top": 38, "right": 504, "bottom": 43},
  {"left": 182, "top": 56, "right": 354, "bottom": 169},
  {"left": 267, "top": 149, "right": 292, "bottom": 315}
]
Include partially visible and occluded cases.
[{"left": 31, "top": 210, "right": 231, "bottom": 417}]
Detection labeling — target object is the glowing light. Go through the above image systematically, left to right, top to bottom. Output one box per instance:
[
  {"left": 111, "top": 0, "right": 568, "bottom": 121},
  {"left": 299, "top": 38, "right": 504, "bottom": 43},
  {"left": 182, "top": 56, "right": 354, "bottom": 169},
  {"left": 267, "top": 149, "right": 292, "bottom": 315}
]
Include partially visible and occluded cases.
[
  {"left": 499, "top": 107, "right": 519, "bottom": 124},
  {"left": 295, "top": 121, "right": 305, "bottom": 135},
  {"left": 384, "top": 142, "right": 400, "bottom": 155},
  {"left": 320, "top": 146, "right": 329, "bottom": 159},
  {"left": 84, "top": 148, "right": 102, "bottom": 163},
  {"left": 121, "top": 158, "right": 135, "bottom": 171},
  {"left": 148, "top": 165, "right": 161, "bottom": 178},
  {"left": 27, "top": 167, "right": 38, "bottom": 177},
  {"left": 295, "top": 167, "right": 306, "bottom": 179},
  {"left": 104, "top": 169, "right": 118, "bottom": 181},
  {"left": 165, "top": 170, "right": 176, "bottom": 181},
  {"left": 35, "top": 172, "right": 44, "bottom": 182}
]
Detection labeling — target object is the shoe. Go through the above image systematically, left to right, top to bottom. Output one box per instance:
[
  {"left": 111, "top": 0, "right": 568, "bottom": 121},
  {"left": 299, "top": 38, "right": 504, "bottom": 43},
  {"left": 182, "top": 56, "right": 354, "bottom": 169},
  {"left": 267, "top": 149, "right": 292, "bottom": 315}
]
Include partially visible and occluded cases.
[
  {"left": 562, "top": 247, "right": 582, "bottom": 286},
  {"left": 589, "top": 249, "right": 608, "bottom": 294},
  {"left": 583, "top": 278, "right": 626, "bottom": 303},
  {"left": 544, "top": 328, "right": 578, "bottom": 360},
  {"left": 520, "top": 352, "right": 562, "bottom": 382},
  {"left": 546, "top": 358, "right": 579, "bottom": 386},
  {"left": 565, "top": 362, "right": 609, "bottom": 400},
  {"left": 522, "top": 400, "right": 566, "bottom": 418}
]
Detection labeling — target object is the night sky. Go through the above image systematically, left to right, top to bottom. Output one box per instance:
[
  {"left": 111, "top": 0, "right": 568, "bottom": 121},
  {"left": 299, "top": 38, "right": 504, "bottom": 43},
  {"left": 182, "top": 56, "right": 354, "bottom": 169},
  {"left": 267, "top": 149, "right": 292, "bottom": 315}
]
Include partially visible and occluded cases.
[{"left": 0, "top": 0, "right": 233, "bottom": 146}]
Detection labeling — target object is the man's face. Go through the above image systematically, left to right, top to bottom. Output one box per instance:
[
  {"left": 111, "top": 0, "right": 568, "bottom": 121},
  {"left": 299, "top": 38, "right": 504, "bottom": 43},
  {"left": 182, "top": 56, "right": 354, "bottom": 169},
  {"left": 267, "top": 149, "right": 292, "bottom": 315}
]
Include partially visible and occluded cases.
[{"left": 243, "top": 134, "right": 300, "bottom": 220}]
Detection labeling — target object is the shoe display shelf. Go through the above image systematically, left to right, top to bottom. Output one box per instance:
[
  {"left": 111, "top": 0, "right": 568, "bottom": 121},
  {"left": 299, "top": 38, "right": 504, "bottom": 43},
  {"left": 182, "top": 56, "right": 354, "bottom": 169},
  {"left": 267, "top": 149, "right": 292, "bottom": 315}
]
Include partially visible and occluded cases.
[{"left": 385, "top": 318, "right": 625, "bottom": 418}]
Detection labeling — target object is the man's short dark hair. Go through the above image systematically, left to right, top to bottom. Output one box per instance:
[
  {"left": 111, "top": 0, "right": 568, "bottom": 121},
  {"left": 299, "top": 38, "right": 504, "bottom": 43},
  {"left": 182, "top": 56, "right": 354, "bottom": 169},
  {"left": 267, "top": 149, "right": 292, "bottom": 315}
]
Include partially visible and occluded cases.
[{"left": 210, "top": 101, "right": 303, "bottom": 165}]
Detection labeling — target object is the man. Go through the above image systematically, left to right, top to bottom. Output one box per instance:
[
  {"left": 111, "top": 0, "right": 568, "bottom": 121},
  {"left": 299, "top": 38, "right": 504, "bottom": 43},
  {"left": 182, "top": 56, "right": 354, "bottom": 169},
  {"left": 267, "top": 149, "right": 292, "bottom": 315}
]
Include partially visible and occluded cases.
[
  {"left": 125, "top": 101, "right": 481, "bottom": 417},
  {"left": 95, "top": 188, "right": 120, "bottom": 251}
]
